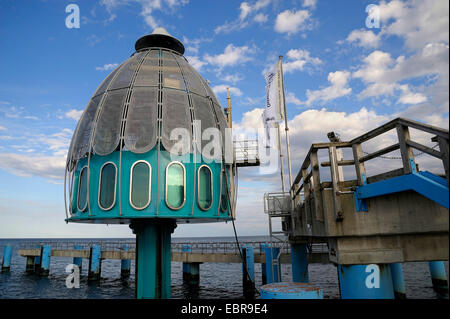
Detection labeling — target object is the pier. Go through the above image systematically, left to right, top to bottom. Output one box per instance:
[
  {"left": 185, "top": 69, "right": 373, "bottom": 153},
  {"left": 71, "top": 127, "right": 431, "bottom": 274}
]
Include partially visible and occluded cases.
[
  {"left": 265, "top": 117, "right": 449, "bottom": 298},
  {"left": 13, "top": 241, "right": 329, "bottom": 265}
]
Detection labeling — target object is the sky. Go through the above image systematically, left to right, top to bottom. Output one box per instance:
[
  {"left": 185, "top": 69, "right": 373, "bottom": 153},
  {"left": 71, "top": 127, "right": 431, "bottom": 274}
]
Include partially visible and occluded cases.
[{"left": 0, "top": 0, "right": 448, "bottom": 238}]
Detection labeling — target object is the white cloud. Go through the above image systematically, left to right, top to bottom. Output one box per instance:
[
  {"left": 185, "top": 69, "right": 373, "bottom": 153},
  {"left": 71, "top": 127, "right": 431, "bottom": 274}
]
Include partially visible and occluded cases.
[
  {"left": 100, "top": 0, "right": 189, "bottom": 29},
  {"left": 215, "top": 0, "right": 272, "bottom": 34},
  {"left": 303, "top": 0, "right": 317, "bottom": 9},
  {"left": 378, "top": 0, "right": 449, "bottom": 50},
  {"left": 274, "top": 9, "right": 311, "bottom": 35},
  {"left": 254, "top": 13, "right": 268, "bottom": 23},
  {"left": 346, "top": 29, "right": 381, "bottom": 48},
  {"left": 204, "top": 44, "right": 255, "bottom": 69},
  {"left": 353, "top": 44, "right": 448, "bottom": 104},
  {"left": 283, "top": 49, "right": 322, "bottom": 73},
  {"left": 185, "top": 56, "right": 207, "bottom": 71},
  {"left": 95, "top": 63, "right": 118, "bottom": 71},
  {"left": 302, "top": 71, "right": 352, "bottom": 106},
  {"left": 222, "top": 74, "right": 244, "bottom": 84},
  {"left": 212, "top": 85, "right": 243, "bottom": 97},
  {"left": 286, "top": 91, "right": 303, "bottom": 105},
  {"left": 65, "top": 109, "right": 84, "bottom": 121},
  {"left": 0, "top": 126, "right": 7, "bottom": 131},
  {"left": 0, "top": 153, "right": 66, "bottom": 180}
]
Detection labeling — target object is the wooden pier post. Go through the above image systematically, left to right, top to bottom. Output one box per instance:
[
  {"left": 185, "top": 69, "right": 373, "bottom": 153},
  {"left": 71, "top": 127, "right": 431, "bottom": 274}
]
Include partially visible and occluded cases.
[{"left": 88, "top": 244, "right": 102, "bottom": 281}]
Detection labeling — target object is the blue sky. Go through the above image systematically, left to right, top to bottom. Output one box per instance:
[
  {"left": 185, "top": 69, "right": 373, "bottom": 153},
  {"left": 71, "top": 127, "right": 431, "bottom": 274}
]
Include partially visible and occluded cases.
[{"left": 0, "top": 0, "right": 448, "bottom": 238}]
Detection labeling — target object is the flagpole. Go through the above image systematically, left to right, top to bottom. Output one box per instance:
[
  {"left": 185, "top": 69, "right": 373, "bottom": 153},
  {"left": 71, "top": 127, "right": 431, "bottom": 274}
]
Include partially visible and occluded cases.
[
  {"left": 278, "top": 56, "right": 293, "bottom": 195},
  {"left": 277, "top": 122, "right": 286, "bottom": 193}
]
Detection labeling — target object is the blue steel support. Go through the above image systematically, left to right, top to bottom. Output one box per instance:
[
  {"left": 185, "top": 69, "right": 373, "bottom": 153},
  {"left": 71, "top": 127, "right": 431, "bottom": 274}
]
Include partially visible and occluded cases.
[
  {"left": 355, "top": 171, "right": 449, "bottom": 211},
  {"left": 131, "top": 220, "right": 176, "bottom": 299},
  {"left": 261, "top": 243, "right": 267, "bottom": 285},
  {"left": 88, "top": 244, "right": 102, "bottom": 281},
  {"left": 121, "top": 244, "right": 131, "bottom": 277},
  {"left": 181, "top": 244, "right": 200, "bottom": 285},
  {"left": 241, "top": 244, "right": 255, "bottom": 298},
  {"left": 291, "top": 244, "right": 309, "bottom": 283},
  {"left": 1, "top": 245, "right": 12, "bottom": 272},
  {"left": 34, "top": 245, "right": 41, "bottom": 274},
  {"left": 40, "top": 245, "right": 51, "bottom": 276},
  {"left": 73, "top": 245, "right": 83, "bottom": 272},
  {"left": 264, "top": 245, "right": 281, "bottom": 284},
  {"left": 428, "top": 261, "right": 448, "bottom": 292},
  {"left": 390, "top": 263, "right": 406, "bottom": 299},
  {"left": 338, "top": 264, "right": 394, "bottom": 299}
]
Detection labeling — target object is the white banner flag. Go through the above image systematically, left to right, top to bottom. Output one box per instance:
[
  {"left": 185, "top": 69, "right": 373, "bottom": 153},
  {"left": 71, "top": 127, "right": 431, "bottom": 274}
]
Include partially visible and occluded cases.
[{"left": 264, "top": 63, "right": 280, "bottom": 123}]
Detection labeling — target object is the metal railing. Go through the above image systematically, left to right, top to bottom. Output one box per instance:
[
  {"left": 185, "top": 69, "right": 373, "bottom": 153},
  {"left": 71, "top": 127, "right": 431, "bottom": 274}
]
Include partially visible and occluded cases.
[
  {"left": 290, "top": 117, "right": 449, "bottom": 221},
  {"left": 234, "top": 139, "right": 260, "bottom": 167}
]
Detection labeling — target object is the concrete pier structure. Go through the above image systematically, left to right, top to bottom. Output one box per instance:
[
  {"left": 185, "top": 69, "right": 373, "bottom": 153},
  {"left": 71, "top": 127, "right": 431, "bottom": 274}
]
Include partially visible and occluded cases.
[
  {"left": 277, "top": 118, "right": 449, "bottom": 299},
  {"left": 1, "top": 245, "right": 12, "bottom": 271}
]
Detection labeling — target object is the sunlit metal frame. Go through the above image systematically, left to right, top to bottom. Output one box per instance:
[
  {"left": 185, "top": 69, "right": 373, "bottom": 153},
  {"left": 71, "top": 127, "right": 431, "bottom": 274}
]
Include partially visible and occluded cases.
[
  {"left": 129, "top": 160, "right": 152, "bottom": 210},
  {"left": 98, "top": 161, "right": 118, "bottom": 211},
  {"left": 165, "top": 161, "right": 186, "bottom": 210},
  {"left": 197, "top": 164, "right": 213, "bottom": 211},
  {"left": 77, "top": 166, "right": 89, "bottom": 213}
]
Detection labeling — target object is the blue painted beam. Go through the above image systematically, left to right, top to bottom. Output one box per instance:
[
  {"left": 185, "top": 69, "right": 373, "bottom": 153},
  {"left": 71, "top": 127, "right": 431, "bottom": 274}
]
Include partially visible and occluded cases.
[
  {"left": 355, "top": 171, "right": 449, "bottom": 211},
  {"left": 264, "top": 245, "right": 281, "bottom": 284}
]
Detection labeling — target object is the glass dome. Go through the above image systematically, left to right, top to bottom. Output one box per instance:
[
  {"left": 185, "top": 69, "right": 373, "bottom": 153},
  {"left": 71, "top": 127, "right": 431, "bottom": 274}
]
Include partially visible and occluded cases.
[{"left": 66, "top": 29, "right": 228, "bottom": 171}]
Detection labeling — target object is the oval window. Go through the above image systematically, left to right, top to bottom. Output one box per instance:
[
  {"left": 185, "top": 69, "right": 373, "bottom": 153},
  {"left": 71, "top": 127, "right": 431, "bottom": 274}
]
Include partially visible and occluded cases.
[
  {"left": 130, "top": 161, "right": 151, "bottom": 209},
  {"left": 99, "top": 162, "right": 117, "bottom": 210},
  {"left": 166, "top": 162, "right": 185, "bottom": 210},
  {"left": 198, "top": 165, "right": 212, "bottom": 210},
  {"left": 77, "top": 166, "right": 88, "bottom": 212},
  {"left": 220, "top": 171, "right": 228, "bottom": 212}
]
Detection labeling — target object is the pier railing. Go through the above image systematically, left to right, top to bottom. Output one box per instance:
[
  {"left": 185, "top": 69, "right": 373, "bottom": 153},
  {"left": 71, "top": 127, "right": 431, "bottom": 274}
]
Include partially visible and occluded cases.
[{"left": 15, "top": 240, "right": 328, "bottom": 255}]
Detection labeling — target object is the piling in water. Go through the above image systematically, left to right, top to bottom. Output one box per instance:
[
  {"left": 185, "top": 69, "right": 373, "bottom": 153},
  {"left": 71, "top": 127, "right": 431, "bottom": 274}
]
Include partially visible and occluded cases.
[
  {"left": 291, "top": 243, "right": 308, "bottom": 283},
  {"left": 88, "top": 244, "right": 102, "bottom": 281},
  {"left": 121, "top": 244, "right": 131, "bottom": 278},
  {"left": 241, "top": 244, "right": 255, "bottom": 298},
  {"left": 1, "top": 245, "right": 12, "bottom": 272},
  {"left": 40, "top": 245, "right": 51, "bottom": 276},
  {"left": 429, "top": 261, "right": 448, "bottom": 292},
  {"left": 390, "top": 263, "right": 406, "bottom": 299}
]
